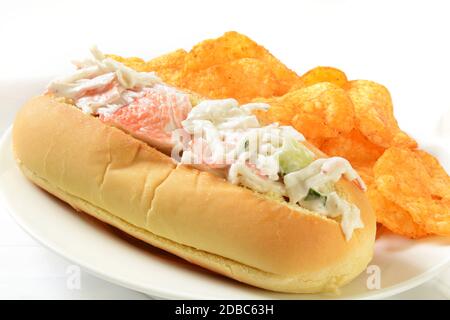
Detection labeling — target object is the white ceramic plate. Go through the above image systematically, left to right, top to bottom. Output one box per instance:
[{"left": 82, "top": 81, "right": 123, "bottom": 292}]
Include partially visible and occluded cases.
[{"left": 1, "top": 127, "right": 449, "bottom": 300}]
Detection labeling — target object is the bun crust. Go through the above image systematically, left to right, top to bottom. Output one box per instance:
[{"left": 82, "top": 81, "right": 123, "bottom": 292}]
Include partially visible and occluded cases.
[{"left": 12, "top": 95, "right": 376, "bottom": 293}]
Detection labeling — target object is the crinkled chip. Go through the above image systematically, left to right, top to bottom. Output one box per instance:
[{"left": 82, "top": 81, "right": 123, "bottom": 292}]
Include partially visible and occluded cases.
[
  {"left": 183, "top": 31, "right": 299, "bottom": 96},
  {"left": 185, "top": 31, "right": 268, "bottom": 72},
  {"left": 144, "top": 49, "right": 187, "bottom": 84},
  {"left": 109, "top": 50, "right": 187, "bottom": 84},
  {"left": 107, "top": 54, "right": 147, "bottom": 72},
  {"left": 178, "top": 58, "right": 282, "bottom": 103},
  {"left": 299, "top": 66, "right": 348, "bottom": 89},
  {"left": 347, "top": 80, "right": 416, "bottom": 148},
  {"left": 254, "top": 82, "right": 355, "bottom": 140},
  {"left": 320, "top": 129, "right": 385, "bottom": 167},
  {"left": 392, "top": 130, "right": 418, "bottom": 149},
  {"left": 374, "top": 147, "right": 450, "bottom": 236},
  {"left": 355, "top": 165, "right": 374, "bottom": 187},
  {"left": 368, "top": 186, "right": 428, "bottom": 238}
]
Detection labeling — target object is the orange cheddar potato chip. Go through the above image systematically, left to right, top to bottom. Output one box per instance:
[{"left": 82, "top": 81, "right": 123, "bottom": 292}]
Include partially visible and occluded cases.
[
  {"left": 183, "top": 31, "right": 299, "bottom": 94},
  {"left": 184, "top": 31, "right": 269, "bottom": 72},
  {"left": 144, "top": 49, "right": 188, "bottom": 84},
  {"left": 109, "top": 50, "right": 187, "bottom": 83},
  {"left": 106, "top": 54, "right": 147, "bottom": 72},
  {"left": 177, "top": 58, "right": 282, "bottom": 103},
  {"left": 299, "top": 66, "right": 349, "bottom": 89},
  {"left": 347, "top": 80, "right": 416, "bottom": 148},
  {"left": 255, "top": 82, "right": 355, "bottom": 141},
  {"left": 320, "top": 129, "right": 385, "bottom": 167},
  {"left": 392, "top": 130, "right": 418, "bottom": 149},
  {"left": 374, "top": 148, "right": 450, "bottom": 236},
  {"left": 358, "top": 161, "right": 428, "bottom": 239},
  {"left": 355, "top": 165, "right": 375, "bottom": 187},
  {"left": 368, "top": 186, "right": 428, "bottom": 238}
]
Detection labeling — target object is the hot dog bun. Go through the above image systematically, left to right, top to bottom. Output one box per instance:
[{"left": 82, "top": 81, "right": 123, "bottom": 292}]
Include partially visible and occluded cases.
[{"left": 12, "top": 95, "right": 376, "bottom": 293}]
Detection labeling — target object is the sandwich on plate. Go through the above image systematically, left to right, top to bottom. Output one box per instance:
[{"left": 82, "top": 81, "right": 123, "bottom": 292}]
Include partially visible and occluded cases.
[{"left": 12, "top": 47, "right": 376, "bottom": 293}]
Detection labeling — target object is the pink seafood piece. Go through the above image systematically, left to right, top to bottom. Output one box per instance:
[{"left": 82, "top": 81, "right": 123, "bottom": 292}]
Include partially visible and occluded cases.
[{"left": 100, "top": 85, "right": 192, "bottom": 154}]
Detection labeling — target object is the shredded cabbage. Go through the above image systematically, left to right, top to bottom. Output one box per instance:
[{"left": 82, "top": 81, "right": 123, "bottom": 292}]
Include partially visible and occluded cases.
[{"left": 278, "top": 137, "right": 315, "bottom": 174}]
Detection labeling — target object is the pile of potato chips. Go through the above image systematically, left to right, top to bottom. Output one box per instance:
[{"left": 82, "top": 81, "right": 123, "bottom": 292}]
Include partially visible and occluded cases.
[{"left": 111, "top": 31, "right": 450, "bottom": 238}]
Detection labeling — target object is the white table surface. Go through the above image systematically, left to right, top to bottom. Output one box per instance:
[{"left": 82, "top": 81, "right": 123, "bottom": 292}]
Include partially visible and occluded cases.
[{"left": 0, "top": 0, "right": 449, "bottom": 299}]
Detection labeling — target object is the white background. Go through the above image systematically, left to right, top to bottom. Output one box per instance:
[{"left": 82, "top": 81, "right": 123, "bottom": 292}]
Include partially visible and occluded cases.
[{"left": 0, "top": 0, "right": 449, "bottom": 299}]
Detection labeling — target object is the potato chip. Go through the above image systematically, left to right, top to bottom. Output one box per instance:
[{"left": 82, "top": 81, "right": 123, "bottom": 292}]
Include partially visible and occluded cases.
[
  {"left": 183, "top": 31, "right": 299, "bottom": 96},
  {"left": 185, "top": 31, "right": 267, "bottom": 71},
  {"left": 144, "top": 49, "right": 187, "bottom": 84},
  {"left": 108, "top": 50, "right": 187, "bottom": 84},
  {"left": 107, "top": 54, "right": 147, "bottom": 71},
  {"left": 178, "top": 58, "right": 282, "bottom": 103},
  {"left": 299, "top": 66, "right": 348, "bottom": 89},
  {"left": 347, "top": 80, "right": 416, "bottom": 148},
  {"left": 254, "top": 83, "right": 355, "bottom": 140},
  {"left": 320, "top": 129, "right": 385, "bottom": 167},
  {"left": 392, "top": 130, "right": 418, "bottom": 149},
  {"left": 306, "top": 137, "right": 327, "bottom": 149},
  {"left": 374, "top": 147, "right": 450, "bottom": 236},
  {"left": 355, "top": 165, "right": 375, "bottom": 187},
  {"left": 368, "top": 186, "right": 428, "bottom": 238}
]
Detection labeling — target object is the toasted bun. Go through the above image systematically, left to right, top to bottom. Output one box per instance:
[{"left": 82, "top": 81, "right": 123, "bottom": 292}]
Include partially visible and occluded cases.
[{"left": 12, "top": 95, "right": 376, "bottom": 293}]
